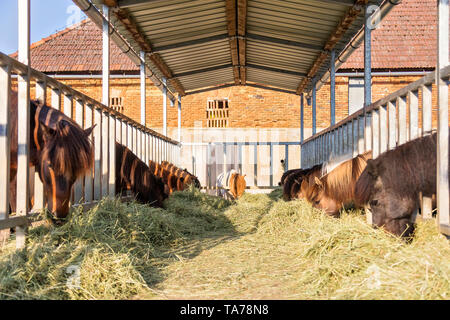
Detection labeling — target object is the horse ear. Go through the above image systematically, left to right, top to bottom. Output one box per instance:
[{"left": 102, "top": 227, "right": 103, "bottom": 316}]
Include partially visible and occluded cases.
[
  {"left": 40, "top": 123, "right": 56, "bottom": 140},
  {"left": 84, "top": 124, "right": 96, "bottom": 137},
  {"left": 314, "top": 176, "right": 323, "bottom": 188}
]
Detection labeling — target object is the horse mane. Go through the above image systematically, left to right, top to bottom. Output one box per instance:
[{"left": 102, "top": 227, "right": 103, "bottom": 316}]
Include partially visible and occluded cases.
[
  {"left": 35, "top": 100, "right": 94, "bottom": 178},
  {"left": 355, "top": 134, "right": 438, "bottom": 205},
  {"left": 311, "top": 151, "right": 372, "bottom": 204},
  {"left": 283, "top": 164, "right": 323, "bottom": 200}
]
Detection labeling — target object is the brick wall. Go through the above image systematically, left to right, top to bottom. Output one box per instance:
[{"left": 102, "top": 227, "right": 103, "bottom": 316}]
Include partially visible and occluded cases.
[{"left": 13, "top": 74, "right": 438, "bottom": 137}]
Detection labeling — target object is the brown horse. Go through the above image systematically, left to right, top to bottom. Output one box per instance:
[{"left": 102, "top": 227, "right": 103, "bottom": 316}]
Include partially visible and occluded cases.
[
  {"left": 10, "top": 91, "right": 94, "bottom": 224},
  {"left": 355, "top": 133, "right": 440, "bottom": 238},
  {"left": 116, "top": 142, "right": 167, "bottom": 207},
  {"left": 304, "top": 151, "right": 372, "bottom": 217},
  {"left": 149, "top": 160, "right": 185, "bottom": 194},
  {"left": 160, "top": 161, "right": 201, "bottom": 189},
  {"left": 282, "top": 165, "right": 323, "bottom": 201},
  {"left": 216, "top": 169, "right": 246, "bottom": 200}
]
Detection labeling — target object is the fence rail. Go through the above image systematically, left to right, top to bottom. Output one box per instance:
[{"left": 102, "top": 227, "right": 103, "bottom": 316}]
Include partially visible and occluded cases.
[
  {"left": 0, "top": 52, "right": 181, "bottom": 246},
  {"left": 301, "top": 66, "right": 450, "bottom": 236},
  {"left": 183, "top": 141, "right": 301, "bottom": 192}
]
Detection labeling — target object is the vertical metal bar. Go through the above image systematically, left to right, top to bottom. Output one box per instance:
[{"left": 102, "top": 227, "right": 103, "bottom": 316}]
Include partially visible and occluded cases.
[
  {"left": 16, "top": 0, "right": 30, "bottom": 248},
  {"left": 437, "top": 0, "right": 450, "bottom": 233},
  {"left": 102, "top": 4, "right": 110, "bottom": 107},
  {"left": 330, "top": 49, "right": 336, "bottom": 126},
  {"left": 140, "top": 51, "right": 146, "bottom": 126},
  {"left": 0, "top": 63, "right": 11, "bottom": 232},
  {"left": 163, "top": 77, "right": 167, "bottom": 136},
  {"left": 33, "top": 81, "right": 46, "bottom": 210},
  {"left": 312, "top": 81, "right": 317, "bottom": 136},
  {"left": 421, "top": 85, "right": 433, "bottom": 219},
  {"left": 51, "top": 87, "right": 61, "bottom": 111},
  {"left": 409, "top": 90, "right": 419, "bottom": 141},
  {"left": 63, "top": 93, "right": 73, "bottom": 119},
  {"left": 300, "top": 93, "right": 304, "bottom": 143},
  {"left": 178, "top": 95, "right": 181, "bottom": 142},
  {"left": 397, "top": 96, "right": 407, "bottom": 145},
  {"left": 73, "top": 98, "right": 84, "bottom": 203},
  {"left": 388, "top": 101, "right": 396, "bottom": 150},
  {"left": 84, "top": 104, "right": 94, "bottom": 202},
  {"left": 379, "top": 104, "right": 387, "bottom": 155},
  {"left": 93, "top": 107, "right": 102, "bottom": 200},
  {"left": 372, "top": 109, "right": 380, "bottom": 158},
  {"left": 101, "top": 112, "right": 109, "bottom": 197},
  {"left": 109, "top": 114, "right": 116, "bottom": 197},
  {"left": 358, "top": 116, "right": 365, "bottom": 155},
  {"left": 116, "top": 118, "right": 122, "bottom": 145},
  {"left": 352, "top": 119, "right": 358, "bottom": 157},
  {"left": 269, "top": 143, "right": 273, "bottom": 187},
  {"left": 254, "top": 144, "right": 257, "bottom": 186},
  {"left": 284, "top": 144, "right": 289, "bottom": 171}
]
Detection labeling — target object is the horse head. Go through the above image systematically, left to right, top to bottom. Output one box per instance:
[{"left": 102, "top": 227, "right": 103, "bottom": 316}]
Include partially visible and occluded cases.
[
  {"left": 38, "top": 120, "right": 94, "bottom": 224},
  {"left": 307, "top": 176, "right": 341, "bottom": 218}
]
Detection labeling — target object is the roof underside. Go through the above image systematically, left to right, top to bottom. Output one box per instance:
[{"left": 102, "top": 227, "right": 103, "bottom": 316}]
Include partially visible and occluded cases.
[{"left": 90, "top": 0, "right": 385, "bottom": 95}]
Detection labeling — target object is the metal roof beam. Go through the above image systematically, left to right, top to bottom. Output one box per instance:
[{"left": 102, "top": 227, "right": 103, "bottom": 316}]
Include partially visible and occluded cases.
[
  {"left": 152, "top": 34, "right": 229, "bottom": 52},
  {"left": 246, "top": 34, "right": 324, "bottom": 52},
  {"left": 173, "top": 64, "right": 233, "bottom": 78},
  {"left": 247, "top": 64, "right": 307, "bottom": 77},
  {"left": 184, "top": 83, "right": 236, "bottom": 96},
  {"left": 246, "top": 83, "right": 297, "bottom": 95}
]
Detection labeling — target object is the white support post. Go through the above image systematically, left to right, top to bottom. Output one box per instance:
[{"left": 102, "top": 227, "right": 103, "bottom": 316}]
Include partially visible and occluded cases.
[
  {"left": 16, "top": 0, "right": 30, "bottom": 248},
  {"left": 437, "top": 0, "right": 450, "bottom": 234},
  {"left": 102, "top": 5, "right": 110, "bottom": 107},
  {"left": 330, "top": 49, "right": 336, "bottom": 126},
  {"left": 140, "top": 51, "right": 146, "bottom": 126},
  {"left": 0, "top": 63, "right": 11, "bottom": 242},
  {"left": 163, "top": 77, "right": 167, "bottom": 136},
  {"left": 33, "top": 81, "right": 46, "bottom": 210},
  {"left": 422, "top": 85, "right": 433, "bottom": 219},
  {"left": 51, "top": 87, "right": 61, "bottom": 110},
  {"left": 409, "top": 90, "right": 419, "bottom": 141},
  {"left": 63, "top": 93, "right": 73, "bottom": 119},
  {"left": 178, "top": 95, "right": 181, "bottom": 142},
  {"left": 397, "top": 96, "right": 407, "bottom": 145},
  {"left": 73, "top": 98, "right": 84, "bottom": 203},
  {"left": 388, "top": 100, "right": 396, "bottom": 150},
  {"left": 84, "top": 104, "right": 94, "bottom": 203},
  {"left": 379, "top": 104, "right": 387, "bottom": 154},
  {"left": 94, "top": 107, "right": 102, "bottom": 200},
  {"left": 101, "top": 112, "right": 109, "bottom": 197},
  {"left": 109, "top": 115, "right": 116, "bottom": 197}
]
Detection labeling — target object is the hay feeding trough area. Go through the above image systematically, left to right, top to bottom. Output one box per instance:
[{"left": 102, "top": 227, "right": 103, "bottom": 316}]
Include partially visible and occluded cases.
[{"left": 0, "top": 188, "right": 449, "bottom": 300}]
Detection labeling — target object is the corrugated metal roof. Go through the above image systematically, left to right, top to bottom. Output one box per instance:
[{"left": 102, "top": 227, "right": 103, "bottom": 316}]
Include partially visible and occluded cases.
[{"left": 90, "top": 0, "right": 385, "bottom": 95}]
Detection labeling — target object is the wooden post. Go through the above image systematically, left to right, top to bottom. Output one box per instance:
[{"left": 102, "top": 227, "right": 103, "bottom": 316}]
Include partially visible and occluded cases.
[
  {"left": 16, "top": 0, "right": 31, "bottom": 248},
  {"left": 437, "top": 0, "right": 450, "bottom": 234},
  {"left": 33, "top": 81, "right": 46, "bottom": 209},
  {"left": 421, "top": 85, "right": 433, "bottom": 219},
  {"left": 73, "top": 98, "right": 84, "bottom": 203},
  {"left": 84, "top": 104, "right": 94, "bottom": 203},
  {"left": 109, "top": 115, "right": 116, "bottom": 197}
]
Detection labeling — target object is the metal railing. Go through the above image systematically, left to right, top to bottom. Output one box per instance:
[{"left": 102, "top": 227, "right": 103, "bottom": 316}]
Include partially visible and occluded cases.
[
  {"left": 0, "top": 52, "right": 181, "bottom": 246},
  {"left": 301, "top": 65, "right": 450, "bottom": 236},
  {"left": 183, "top": 141, "right": 301, "bottom": 192}
]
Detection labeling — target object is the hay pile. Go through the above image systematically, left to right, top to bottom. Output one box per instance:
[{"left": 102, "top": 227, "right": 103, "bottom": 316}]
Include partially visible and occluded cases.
[{"left": 0, "top": 187, "right": 449, "bottom": 300}]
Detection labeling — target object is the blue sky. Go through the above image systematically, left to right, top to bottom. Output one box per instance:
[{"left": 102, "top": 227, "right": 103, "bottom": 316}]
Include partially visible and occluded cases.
[{"left": 0, "top": 0, "right": 87, "bottom": 54}]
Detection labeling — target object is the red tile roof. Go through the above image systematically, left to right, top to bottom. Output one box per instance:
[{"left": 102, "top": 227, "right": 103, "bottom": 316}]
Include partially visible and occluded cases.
[
  {"left": 10, "top": 0, "right": 438, "bottom": 73},
  {"left": 341, "top": 0, "right": 437, "bottom": 70},
  {"left": 10, "top": 19, "right": 138, "bottom": 73}
]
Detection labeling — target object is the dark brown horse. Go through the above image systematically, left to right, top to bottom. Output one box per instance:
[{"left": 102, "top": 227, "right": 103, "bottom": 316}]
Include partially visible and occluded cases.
[
  {"left": 10, "top": 91, "right": 94, "bottom": 224},
  {"left": 355, "top": 134, "right": 440, "bottom": 238},
  {"left": 116, "top": 142, "right": 167, "bottom": 207},
  {"left": 304, "top": 151, "right": 372, "bottom": 217}
]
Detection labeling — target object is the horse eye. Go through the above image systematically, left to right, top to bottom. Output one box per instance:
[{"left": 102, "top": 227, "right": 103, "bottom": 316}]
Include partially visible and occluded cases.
[{"left": 370, "top": 200, "right": 378, "bottom": 207}]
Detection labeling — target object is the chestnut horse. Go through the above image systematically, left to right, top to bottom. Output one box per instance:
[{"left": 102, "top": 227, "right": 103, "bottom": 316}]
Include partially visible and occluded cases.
[
  {"left": 10, "top": 91, "right": 94, "bottom": 224},
  {"left": 355, "top": 133, "right": 440, "bottom": 238},
  {"left": 116, "top": 142, "right": 167, "bottom": 207},
  {"left": 304, "top": 151, "right": 372, "bottom": 217},
  {"left": 160, "top": 161, "right": 201, "bottom": 189},
  {"left": 282, "top": 165, "right": 323, "bottom": 201},
  {"left": 216, "top": 169, "right": 246, "bottom": 200}
]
